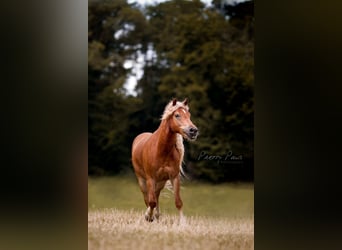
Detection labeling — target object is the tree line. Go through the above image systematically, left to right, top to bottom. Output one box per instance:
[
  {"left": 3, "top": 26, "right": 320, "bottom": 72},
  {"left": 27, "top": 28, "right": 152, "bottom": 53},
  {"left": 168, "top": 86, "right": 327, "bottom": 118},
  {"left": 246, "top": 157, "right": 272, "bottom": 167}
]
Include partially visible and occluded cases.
[{"left": 89, "top": 0, "right": 254, "bottom": 182}]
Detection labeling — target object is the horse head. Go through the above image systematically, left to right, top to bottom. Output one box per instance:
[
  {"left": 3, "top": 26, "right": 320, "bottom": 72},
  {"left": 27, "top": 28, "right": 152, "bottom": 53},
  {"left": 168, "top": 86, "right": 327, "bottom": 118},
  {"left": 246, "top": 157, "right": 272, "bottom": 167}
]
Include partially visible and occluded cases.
[{"left": 167, "top": 98, "right": 199, "bottom": 141}]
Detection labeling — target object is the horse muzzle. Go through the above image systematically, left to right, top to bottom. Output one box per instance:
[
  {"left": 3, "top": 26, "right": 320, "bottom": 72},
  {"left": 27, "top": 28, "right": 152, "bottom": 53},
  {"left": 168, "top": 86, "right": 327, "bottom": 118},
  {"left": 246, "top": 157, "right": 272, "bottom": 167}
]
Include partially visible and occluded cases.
[{"left": 184, "top": 126, "right": 198, "bottom": 141}]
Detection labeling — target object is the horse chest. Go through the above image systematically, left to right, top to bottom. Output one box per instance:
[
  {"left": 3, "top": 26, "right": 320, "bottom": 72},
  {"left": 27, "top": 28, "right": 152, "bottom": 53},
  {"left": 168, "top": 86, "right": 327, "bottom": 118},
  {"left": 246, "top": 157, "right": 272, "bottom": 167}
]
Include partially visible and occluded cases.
[
  {"left": 154, "top": 155, "right": 180, "bottom": 179},
  {"left": 156, "top": 165, "right": 179, "bottom": 180}
]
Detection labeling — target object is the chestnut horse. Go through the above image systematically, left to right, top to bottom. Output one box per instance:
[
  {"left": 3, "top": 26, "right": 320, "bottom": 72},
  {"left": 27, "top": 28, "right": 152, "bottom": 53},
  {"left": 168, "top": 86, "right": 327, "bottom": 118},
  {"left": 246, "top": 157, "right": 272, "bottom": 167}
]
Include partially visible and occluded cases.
[{"left": 131, "top": 98, "right": 198, "bottom": 222}]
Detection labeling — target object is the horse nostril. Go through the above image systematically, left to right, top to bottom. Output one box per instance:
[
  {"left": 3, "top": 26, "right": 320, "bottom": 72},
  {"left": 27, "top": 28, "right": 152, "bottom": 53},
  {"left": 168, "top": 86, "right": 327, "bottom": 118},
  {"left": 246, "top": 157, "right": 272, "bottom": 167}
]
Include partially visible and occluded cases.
[{"left": 190, "top": 127, "right": 198, "bottom": 134}]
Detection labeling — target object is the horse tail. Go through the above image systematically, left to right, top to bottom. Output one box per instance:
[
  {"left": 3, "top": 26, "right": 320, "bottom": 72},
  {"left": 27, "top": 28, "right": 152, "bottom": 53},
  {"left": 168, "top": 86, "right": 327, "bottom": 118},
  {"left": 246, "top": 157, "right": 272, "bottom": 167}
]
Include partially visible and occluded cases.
[
  {"left": 164, "top": 165, "right": 188, "bottom": 193},
  {"left": 164, "top": 180, "right": 173, "bottom": 194}
]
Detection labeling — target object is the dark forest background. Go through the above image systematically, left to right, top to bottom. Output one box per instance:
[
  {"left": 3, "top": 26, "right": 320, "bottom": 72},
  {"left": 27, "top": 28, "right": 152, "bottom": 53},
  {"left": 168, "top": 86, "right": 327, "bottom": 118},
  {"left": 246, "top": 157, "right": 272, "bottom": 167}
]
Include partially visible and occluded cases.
[{"left": 88, "top": 0, "right": 254, "bottom": 182}]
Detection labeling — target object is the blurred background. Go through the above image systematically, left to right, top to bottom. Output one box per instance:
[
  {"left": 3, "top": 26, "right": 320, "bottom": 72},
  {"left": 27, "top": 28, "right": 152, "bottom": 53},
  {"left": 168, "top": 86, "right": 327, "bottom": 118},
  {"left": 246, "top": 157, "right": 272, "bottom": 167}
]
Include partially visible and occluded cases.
[
  {"left": 3, "top": 0, "right": 341, "bottom": 248},
  {"left": 88, "top": 0, "right": 254, "bottom": 183}
]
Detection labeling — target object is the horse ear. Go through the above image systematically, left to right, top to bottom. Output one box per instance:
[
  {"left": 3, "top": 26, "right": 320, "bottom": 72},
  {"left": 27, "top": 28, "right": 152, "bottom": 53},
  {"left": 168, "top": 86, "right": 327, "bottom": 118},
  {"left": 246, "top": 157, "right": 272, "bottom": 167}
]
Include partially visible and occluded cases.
[
  {"left": 172, "top": 98, "right": 177, "bottom": 106},
  {"left": 183, "top": 98, "right": 188, "bottom": 106}
]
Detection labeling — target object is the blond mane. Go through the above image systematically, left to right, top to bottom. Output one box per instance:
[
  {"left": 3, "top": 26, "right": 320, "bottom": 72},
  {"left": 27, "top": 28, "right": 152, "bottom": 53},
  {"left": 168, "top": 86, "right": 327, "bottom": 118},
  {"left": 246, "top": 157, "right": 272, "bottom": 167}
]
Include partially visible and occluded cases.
[
  {"left": 161, "top": 99, "right": 188, "bottom": 178},
  {"left": 161, "top": 100, "right": 189, "bottom": 120}
]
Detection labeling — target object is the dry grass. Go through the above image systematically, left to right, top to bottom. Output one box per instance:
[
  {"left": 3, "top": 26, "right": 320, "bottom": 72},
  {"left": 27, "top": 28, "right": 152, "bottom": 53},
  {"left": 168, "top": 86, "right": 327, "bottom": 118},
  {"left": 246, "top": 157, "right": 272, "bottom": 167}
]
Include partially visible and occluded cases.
[{"left": 88, "top": 209, "right": 254, "bottom": 250}]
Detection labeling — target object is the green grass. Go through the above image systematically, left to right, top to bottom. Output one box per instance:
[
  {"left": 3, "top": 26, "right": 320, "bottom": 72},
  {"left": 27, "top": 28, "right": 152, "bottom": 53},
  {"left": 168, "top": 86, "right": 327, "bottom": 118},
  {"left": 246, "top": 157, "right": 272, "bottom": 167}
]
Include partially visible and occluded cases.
[
  {"left": 88, "top": 176, "right": 254, "bottom": 218},
  {"left": 88, "top": 176, "right": 254, "bottom": 249}
]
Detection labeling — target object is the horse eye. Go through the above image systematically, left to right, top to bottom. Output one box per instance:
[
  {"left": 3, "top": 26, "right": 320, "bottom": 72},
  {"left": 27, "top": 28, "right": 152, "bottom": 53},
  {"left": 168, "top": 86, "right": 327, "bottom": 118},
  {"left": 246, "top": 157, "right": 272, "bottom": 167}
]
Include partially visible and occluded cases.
[{"left": 175, "top": 114, "right": 180, "bottom": 119}]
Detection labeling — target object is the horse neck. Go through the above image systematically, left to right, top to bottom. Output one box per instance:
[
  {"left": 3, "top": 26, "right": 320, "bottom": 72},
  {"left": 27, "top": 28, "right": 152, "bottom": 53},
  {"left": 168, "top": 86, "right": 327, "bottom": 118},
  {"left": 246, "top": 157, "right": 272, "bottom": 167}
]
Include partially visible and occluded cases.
[{"left": 155, "top": 119, "right": 177, "bottom": 154}]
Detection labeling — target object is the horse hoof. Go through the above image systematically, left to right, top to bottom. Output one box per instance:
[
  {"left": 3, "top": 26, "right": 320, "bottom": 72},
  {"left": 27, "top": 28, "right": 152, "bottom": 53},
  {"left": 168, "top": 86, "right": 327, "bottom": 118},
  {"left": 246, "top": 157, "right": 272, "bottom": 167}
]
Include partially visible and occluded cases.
[{"left": 145, "top": 215, "right": 154, "bottom": 222}]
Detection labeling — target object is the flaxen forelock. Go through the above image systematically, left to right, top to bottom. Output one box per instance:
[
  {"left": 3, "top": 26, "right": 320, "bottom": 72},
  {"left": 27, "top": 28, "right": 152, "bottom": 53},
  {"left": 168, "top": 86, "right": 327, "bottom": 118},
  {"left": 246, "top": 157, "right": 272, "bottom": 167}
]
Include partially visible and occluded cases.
[{"left": 161, "top": 100, "right": 189, "bottom": 120}]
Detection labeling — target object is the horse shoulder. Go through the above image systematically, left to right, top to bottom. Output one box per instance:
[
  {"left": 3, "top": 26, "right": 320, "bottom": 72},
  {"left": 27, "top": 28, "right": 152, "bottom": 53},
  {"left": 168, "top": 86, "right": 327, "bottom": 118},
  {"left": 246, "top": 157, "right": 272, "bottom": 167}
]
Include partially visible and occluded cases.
[
  {"left": 132, "top": 133, "right": 152, "bottom": 152},
  {"left": 132, "top": 133, "right": 152, "bottom": 174}
]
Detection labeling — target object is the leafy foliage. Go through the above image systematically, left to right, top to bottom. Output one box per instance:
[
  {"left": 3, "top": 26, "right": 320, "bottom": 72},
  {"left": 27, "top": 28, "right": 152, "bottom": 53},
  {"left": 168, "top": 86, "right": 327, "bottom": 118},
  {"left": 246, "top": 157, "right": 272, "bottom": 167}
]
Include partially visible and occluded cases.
[
  {"left": 88, "top": 0, "right": 254, "bottom": 182},
  {"left": 88, "top": 0, "right": 147, "bottom": 174}
]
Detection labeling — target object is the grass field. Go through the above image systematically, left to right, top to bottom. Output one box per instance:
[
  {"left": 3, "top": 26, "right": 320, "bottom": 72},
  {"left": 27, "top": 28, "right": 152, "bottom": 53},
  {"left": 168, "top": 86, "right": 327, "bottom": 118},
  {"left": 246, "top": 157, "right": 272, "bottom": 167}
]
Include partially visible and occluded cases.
[{"left": 88, "top": 176, "right": 254, "bottom": 249}]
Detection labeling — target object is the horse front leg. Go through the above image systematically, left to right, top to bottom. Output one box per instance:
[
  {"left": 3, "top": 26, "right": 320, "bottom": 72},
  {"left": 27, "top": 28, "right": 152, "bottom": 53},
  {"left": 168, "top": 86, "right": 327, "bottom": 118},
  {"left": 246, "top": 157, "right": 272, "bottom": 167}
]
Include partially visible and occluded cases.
[
  {"left": 171, "top": 175, "right": 185, "bottom": 223},
  {"left": 137, "top": 177, "right": 148, "bottom": 207},
  {"left": 137, "top": 177, "right": 153, "bottom": 221},
  {"left": 145, "top": 178, "right": 156, "bottom": 222},
  {"left": 154, "top": 181, "right": 166, "bottom": 221},
  {"left": 154, "top": 190, "right": 161, "bottom": 221}
]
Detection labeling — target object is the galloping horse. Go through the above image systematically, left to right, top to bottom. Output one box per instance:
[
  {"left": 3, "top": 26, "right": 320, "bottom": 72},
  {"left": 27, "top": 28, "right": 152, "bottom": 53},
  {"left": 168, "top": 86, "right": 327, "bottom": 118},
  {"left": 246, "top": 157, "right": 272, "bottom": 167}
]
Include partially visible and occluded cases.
[{"left": 131, "top": 98, "right": 198, "bottom": 222}]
